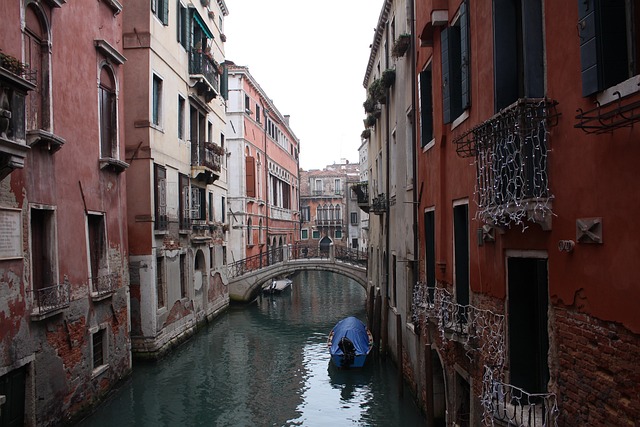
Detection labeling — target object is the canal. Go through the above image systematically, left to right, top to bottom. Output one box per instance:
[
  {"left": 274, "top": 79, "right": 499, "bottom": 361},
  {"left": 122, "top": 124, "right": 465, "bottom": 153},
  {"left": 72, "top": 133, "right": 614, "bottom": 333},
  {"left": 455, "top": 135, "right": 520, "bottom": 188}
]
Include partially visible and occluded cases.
[{"left": 77, "top": 270, "right": 426, "bottom": 426}]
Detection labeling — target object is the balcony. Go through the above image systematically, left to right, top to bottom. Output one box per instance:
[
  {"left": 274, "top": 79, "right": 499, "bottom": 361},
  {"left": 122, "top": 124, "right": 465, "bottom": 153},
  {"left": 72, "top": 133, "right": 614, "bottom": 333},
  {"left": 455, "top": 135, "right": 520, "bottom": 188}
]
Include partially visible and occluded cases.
[
  {"left": 189, "top": 50, "right": 220, "bottom": 102},
  {"left": 0, "top": 62, "right": 36, "bottom": 180},
  {"left": 452, "top": 98, "right": 559, "bottom": 230},
  {"left": 191, "top": 141, "right": 222, "bottom": 184},
  {"left": 351, "top": 182, "right": 370, "bottom": 213},
  {"left": 370, "top": 193, "right": 387, "bottom": 214},
  {"left": 314, "top": 218, "right": 343, "bottom": 227},
  {"left": 91, "top": 272, "right": 119, "bottom": 300},
  {"left": 30, "top": 283, "right": 70, "bottom": 320},
  {"left": 482, "top": 367, "right": 559, "bottom": 427}
]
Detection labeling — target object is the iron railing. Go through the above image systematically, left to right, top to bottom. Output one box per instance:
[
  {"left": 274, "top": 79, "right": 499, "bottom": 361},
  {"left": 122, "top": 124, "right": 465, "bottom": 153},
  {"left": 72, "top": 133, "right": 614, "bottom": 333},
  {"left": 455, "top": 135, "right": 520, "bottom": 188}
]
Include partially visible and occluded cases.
[
  {"left": 189, "top": 51, "right": 219, "bottom": 92},
  {"left": 191, "top": 141, "right": 222, "bottom": 172},
  {"left": 370, "top": 193, "right": 387, "bottom": 214},
  {"left": 314, "top": 219, "right": 343, "bottom": 227},
  {"left": 290, "top": 243, "right": 327, "bottom": 260},
  {"left": 334, "top": 245, "right": 368, "bottom": 266},
  {"left": 227, "top": 247, "right": 283, "bottom": 279},
  {"left": 91, "top": 273, "right": 119, "bottom": 296},
  {"left": 30, "top": 283, "right": 70, "bottom": 315},
  {"left": 482, "top": 367, "right": 559, "bottom": 427}
]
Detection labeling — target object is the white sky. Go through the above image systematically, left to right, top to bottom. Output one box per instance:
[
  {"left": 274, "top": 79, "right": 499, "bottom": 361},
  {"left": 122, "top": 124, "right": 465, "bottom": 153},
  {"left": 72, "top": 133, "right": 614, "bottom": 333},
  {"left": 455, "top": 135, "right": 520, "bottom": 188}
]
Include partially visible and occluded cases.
[{"left": 223, "top": 0, "right": 384, "bottom": 171}]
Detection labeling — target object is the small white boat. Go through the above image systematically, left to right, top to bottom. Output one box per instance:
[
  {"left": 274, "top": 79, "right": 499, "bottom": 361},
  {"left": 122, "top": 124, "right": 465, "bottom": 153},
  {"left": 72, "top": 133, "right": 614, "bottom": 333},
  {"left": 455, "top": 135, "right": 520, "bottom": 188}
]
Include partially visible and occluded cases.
[{"left": 263, "top": 278, "right": 292, "bottom": 295}]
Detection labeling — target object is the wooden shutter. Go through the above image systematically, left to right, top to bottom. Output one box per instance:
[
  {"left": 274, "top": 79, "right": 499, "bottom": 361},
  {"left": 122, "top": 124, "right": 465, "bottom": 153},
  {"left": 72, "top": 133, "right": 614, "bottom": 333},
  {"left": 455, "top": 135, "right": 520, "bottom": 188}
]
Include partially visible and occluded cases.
[
  {"left": 161, "top": 0, "right": 169, "bottom": 25},
  {"left": 493, "top": 0, "right": 519, "bottom": 110},
  {"left": 522, "top": 0, "right": 544, "bottom": 98},
  {"left": 578, "top": 0, "right": 599, "bottom": 96},
  {"left": 460, "top": 1, "right": 470, "bottom": 110},
  {"left": 441, "top": 25, "right": 461, "bottom": 123},
  {"left": 441, "top": 27, "right": 452, "bottom": 123},
  {"left": 221, "top": 62, "right": 229, "bottom": 100},
  {"left": 419, "top": 68, "right": 433, "bottom": 147},
  {"left": 245, "top": 156, "right": 256, "bottom": 198}
]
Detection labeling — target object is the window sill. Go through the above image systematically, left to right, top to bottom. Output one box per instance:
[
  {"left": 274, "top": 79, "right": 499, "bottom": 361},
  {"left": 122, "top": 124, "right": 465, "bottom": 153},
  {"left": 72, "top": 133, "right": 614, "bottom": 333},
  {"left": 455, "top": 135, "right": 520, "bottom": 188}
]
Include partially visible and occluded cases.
[
  {"left": 101, "top": 0, "right": 122, "bottom": 15},
  {"left": 597, "top": 75, "right": 640, "bottom": 107},
  {"left": 450, "top": 109, "right": 469, "bottom": 131},
  {"left": 27, "top": 129, "right": 66, "bottom": 153},
  {"left": 421, "top": 138, "right": 435, "bottom": 152},
  {"left": 100, "top": 157, "right": 129, "bottom": 173},
  {"left": 154, "top": 229, "right": 169, "bottom": 236},
  {"left": 91, "top": 291, "right": 114, "bottom": 302},
  {"left": 30, "top": 305, "right": 67, "bottom": 321},
  {"left": 91, "top": 364, "right": 109, "bottom": 379}
]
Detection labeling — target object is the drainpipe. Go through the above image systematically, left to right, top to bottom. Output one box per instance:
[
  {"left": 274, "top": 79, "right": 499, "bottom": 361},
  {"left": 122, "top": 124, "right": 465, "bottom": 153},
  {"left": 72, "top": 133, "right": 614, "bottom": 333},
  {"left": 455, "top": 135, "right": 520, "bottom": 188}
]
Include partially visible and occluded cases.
[
  {"left": 382, "top": 18, "right": 391, "bottom": 360},
  {"left": 264, "top": 106, "right": 270, "bottom": 263}
]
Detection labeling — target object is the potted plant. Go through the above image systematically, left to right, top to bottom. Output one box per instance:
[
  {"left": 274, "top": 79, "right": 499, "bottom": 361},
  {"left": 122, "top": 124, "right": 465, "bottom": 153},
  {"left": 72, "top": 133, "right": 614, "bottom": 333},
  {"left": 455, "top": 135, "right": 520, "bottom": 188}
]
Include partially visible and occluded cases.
[
  {"left": 392, "top": 33, "right": 411, "bottom": 58},
  {"left": 0, "top": 51, "right": 26, "bottom": 76},
  {"left": 381, "top": 69, "right": 396, "bottom": 88},
  {"left": 368, "top": 78, "right": 386, "bottom": 104},
  {"left": 363, "top": 97, "right": 376, "bottom": 114},
  {"left": 364, "top": 114, "right": 377, "bottom": 128},
  {"left": 361, "top": 129, "right": 371, "bottom": 139}
]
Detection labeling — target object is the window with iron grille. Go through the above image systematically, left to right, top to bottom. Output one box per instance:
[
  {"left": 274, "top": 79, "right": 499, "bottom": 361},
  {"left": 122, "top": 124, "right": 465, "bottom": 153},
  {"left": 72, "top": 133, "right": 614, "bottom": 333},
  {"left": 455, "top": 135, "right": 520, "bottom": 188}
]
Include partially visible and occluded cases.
[
  {"left": 154, "top": 165, "right": 167, "bottom": 230},
  {"left": 92, "top": 329, "right": 105, "bottom": 369}
]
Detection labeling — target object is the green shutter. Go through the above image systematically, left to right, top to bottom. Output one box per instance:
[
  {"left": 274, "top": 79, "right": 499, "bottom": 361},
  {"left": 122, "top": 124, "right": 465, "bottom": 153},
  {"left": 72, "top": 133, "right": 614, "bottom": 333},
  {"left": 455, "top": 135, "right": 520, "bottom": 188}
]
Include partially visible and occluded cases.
[
  {"left": 162, "top": 0, "right": 169, "bottom": 25},
  {"left": 493, "top": 0, "right": 519, "bottom": 110},
  {"left": 522, "top": 0, "right": 544, "bottom": 98},
  {"left": 578, "top": 0, "right": 599, "bottom": 96},
  {"left": 460, "top": 1, "right": 470, "bottom": 110},
  {"left": 441, "top": 27, "right": 451, "bottom": 124},
  {"left": 221, "top": 63, "right": 229, "bottom": 100},
  {"left": 420, "top": 68, "right": 433, "bottom": 147}
]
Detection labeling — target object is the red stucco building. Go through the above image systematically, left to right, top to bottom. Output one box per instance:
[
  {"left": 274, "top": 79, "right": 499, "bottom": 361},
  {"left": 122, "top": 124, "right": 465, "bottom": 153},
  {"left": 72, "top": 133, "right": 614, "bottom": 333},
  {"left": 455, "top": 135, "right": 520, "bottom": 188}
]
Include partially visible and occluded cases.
[
  {"left": 0, "top": 0, "right": 131, "bottom": 425},
  {"left": 412, "top": 0, "right": 640, "bottom": 424}
]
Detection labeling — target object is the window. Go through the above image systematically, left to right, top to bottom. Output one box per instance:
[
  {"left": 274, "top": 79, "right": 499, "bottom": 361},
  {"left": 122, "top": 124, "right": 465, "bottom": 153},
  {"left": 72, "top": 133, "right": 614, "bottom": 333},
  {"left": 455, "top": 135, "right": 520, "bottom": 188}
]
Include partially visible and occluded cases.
[
  {"left": 152, "top": 0, "right": 169, "bottom": 25},
  {"left": 493, "top": 0, "right": 544, "bottom": 110},
  {"left": 578, "top": 0, "right": 640, "bottom": 96},
  {"left": 177, "top": 1, "right": 187, "bottom": 47},
  {"left": 441, "top": 1, "right": 470, "bottom": 123},
  {"left": 24, "top": 4, "right": 51, "bottom": 133},
  {"left": 419, "top": 64, "right": 434, "bottom": 147},
  {"left": 99, "top": 66, "right": 117, "bottom": 158},
  {"left": 152, "top": 74, "right": 163, "bottom": 126},
  {"left": 245, "top": 94, "right": 251, "bottom": 112},
  {"left": 178, "top": 95, "right": 185, "bottom": 139},
  {"left": 256, "top": 105, "right": 261, "bottom": 123},
  {"left": 246, "top": 156, "right": 256, "bottom": 198},
  {"left": 154, "top": 165, "right": 167, "bottom": 230},
  {"left": 179, "top": 174, "right": 190, "bottom": 229},
  {"left": 314, "top": 179, "right": 323, "bottom": 195},
  {"left": 334, "top": 179, "right": 342, "bottom": 194},
  {"left": 191, "top": 186, "right": 206, "bottom": 220},
  {"left": 208, "top": 192, "right": 214, "bottom": 222},
  {"left": 221, "top": 196, "right": 226, "bottom": 223},
  {"left": 453, "top": 204, "right": 469, "bottom": 319},
  {"left": 301, "top": 206, "right": 310, "bottom": 222},
  {"left": 31, "top": 208, "right": 56, "bottom": 292},
  {"left": 424, "top": 210, "right": 436, "bottom": 293},
  {"left": 350, "top": 212, "right": 358, "bottom": 225},
  {"left": 87, "top": 213, "right": 108, "bottom": 293},
  {"left": 247, "top": 218, "right": 253, "bottom": 245},
  {"left": 259, "top": 219, "right": 263, "bottom": 243},
  {"left": 301, "top": 229, "right": 309, "bottom": 239},
  {"left": 335, "top": 229, "right": 343, "bottom": 239},
  {"left": 312, "top": 230, "right": 320, "bottom": 239},
  {"left": 352, "top": 238, "right": 358, "bottom": 248},
  {"left": 180, "top": 253, "right": 187, "bottom": 298},
  {"left": 156, "top": 257, "right": 165, "bottom": 309},
  {"left": 92, "top": 329, "right": 105, "bottom": 369}
]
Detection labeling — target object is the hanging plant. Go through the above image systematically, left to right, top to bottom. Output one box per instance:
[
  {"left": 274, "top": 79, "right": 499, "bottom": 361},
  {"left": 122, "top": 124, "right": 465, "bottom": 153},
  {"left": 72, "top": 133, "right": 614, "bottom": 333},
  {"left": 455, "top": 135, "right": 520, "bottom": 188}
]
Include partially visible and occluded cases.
[
  {"left": 392, "top": 33, "right": 411, "bottom": 58},
  {"left": 0, "top": 51, "right": 26, "bottom": 76},
  {"left": 381, "top": 69, "right": 396, "bottom": 88},
  {"left": 368, "top": 78, "right": 386, "bottom": 104},
  {"left": 363, "top": 97, "right": 376, "bottom": 114},
  {"left": 364, "top": 114, "right": 377, "bottom": 128},
  {"left": 361, "top": 129, "right": 371, "bottom": 139}
]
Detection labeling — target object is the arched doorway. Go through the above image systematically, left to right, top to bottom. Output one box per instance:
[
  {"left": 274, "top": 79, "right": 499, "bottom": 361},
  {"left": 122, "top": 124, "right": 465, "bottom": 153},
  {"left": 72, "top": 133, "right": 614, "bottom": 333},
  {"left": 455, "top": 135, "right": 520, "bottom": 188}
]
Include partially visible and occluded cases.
[
  {"left": 319, "top": 236, "right": 332, "bottom": 256},
  {"left": 194, "top": 249, "right": 206, "bottom": 310}
]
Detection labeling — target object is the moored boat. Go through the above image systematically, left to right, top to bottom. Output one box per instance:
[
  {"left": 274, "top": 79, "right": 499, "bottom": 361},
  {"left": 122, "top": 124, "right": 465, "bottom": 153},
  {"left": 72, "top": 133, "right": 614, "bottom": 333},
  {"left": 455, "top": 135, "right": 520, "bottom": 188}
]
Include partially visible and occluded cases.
[
  {"left": 263, "top": 278, "right": 293, "bottom": 295},
  {"left": 327, "top": 316, "right": 373, "bottom": 368}
]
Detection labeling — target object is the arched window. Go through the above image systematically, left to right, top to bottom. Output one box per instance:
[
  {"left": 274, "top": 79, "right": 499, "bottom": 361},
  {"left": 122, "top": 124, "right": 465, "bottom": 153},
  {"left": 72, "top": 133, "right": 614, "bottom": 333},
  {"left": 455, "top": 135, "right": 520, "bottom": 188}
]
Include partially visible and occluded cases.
[
  {"left": 24, "top": 4, "right": 51, "bottom": 132},
  {"left": 99, "top": 66, "right": 117, "bottom": 158},
  {"left": 335, "top": 205, "right": 341, "bottom": 221},
  {"left": 247, "top": 218, "right": 253, "bottom": 245},
  {"left": 259, "top": 218, "right": 263, "bottom": 244}
]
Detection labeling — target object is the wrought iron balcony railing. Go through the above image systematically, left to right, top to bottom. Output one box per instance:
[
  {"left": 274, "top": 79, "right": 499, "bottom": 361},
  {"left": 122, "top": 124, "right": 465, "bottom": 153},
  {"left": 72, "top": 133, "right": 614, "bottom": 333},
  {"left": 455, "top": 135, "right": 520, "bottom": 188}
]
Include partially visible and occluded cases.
[
  {"left": 189, "top": 50, "right": 220, "bottom": 94},
  {"left": 452, "top": 98, "right": 559, "bottom": 228},
  {"left": 192, "top": 141, "right": 222, "bottom": 174},
  {"left": 351, "top": 182, "right": 369, "bottom": 213},
  {"left": 370, "top": 193, "right": 387, "bottom": 214},
  {"left": 314, "top": 218, "right": 343, "bottom": 227},
  {"left": 90, "top": 273, "right": 119, "bottom": 297},
  {"left": 30, "top": 283, "right": 70, "bottom": 316},
  {"left": 482, "top": 367, "right": 559, "bottom": 427}
]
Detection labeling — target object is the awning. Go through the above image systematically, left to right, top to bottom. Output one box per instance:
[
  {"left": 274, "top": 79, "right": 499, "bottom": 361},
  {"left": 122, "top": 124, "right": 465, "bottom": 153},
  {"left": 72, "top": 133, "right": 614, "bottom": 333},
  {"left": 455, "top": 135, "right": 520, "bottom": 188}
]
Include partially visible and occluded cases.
[{"left": 191, "top": 7, "right": 214, "bottom": 39}]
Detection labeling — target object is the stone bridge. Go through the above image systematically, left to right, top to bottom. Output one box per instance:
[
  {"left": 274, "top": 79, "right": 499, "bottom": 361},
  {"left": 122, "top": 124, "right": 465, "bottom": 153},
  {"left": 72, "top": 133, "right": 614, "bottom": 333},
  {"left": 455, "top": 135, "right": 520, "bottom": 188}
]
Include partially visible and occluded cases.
[{"left": 227, "top": 244, "right": 368, "bottom": 302}]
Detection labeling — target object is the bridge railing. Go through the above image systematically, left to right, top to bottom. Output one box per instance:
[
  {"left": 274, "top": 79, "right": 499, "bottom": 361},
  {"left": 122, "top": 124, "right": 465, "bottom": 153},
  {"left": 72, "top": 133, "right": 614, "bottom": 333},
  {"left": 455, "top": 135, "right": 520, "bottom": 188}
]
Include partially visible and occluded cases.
[
  {"left": 228, "top": 243, "right": 368, "bottom": 280},
  {"left": 334, "top": 245, "right": 368, "bottom": 266},
  {"left": 227, "top": 247, "right": 282, "bottom": 279}
]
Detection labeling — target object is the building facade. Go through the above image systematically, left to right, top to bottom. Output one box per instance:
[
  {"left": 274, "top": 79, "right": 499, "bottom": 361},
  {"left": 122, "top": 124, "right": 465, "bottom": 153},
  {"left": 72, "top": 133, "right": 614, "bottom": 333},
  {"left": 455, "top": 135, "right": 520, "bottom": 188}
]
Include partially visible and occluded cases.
[
  {"left": 0, "top": 0, "right": 131, "bottom": 425},
  {"left": 123, "top": 0, "right": 230, "bottom": 359},
  {"left": 400, "top": 0, "right": 640, "bottom": 425},
  {"left": 225, "top": 64, "right": 300, "bottom": 263},
  {"left": 299, "top": 162, "right": 360, "bottom": 252}
]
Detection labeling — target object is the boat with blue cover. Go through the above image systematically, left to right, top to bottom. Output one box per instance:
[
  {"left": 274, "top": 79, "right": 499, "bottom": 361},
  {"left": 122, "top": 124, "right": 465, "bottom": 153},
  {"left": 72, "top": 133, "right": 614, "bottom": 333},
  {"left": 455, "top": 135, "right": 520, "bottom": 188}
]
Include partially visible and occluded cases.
[{"left": 327, "top": 316, "right": 373, "bottom": 368}]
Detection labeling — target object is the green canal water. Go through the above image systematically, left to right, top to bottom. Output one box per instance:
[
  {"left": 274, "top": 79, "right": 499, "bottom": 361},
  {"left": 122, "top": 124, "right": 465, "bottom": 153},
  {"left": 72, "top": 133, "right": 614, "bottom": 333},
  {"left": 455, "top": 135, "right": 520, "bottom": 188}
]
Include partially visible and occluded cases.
[{"left": 77, "top": 270, "right": 426, "bottom": 427}]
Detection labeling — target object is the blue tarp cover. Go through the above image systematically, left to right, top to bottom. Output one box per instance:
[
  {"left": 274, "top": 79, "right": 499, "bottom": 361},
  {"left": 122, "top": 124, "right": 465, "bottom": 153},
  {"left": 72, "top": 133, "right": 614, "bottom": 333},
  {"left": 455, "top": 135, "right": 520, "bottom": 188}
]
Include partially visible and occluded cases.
[{"left": 330, "top": 317, "right": 370, "bottom": 356}]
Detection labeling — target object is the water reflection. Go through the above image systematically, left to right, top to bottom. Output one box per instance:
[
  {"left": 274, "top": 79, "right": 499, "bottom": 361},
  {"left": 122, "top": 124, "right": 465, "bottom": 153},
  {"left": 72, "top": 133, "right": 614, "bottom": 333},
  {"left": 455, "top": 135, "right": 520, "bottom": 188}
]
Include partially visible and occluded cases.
[{"left": 76, "top": 270, "right": 425, "bottom": 427}]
